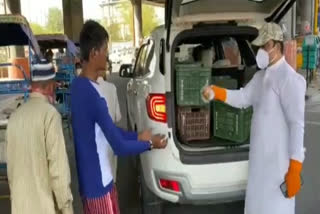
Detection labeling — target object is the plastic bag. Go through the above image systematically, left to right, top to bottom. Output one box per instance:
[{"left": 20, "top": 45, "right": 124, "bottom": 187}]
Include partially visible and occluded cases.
[{"left": 221, "top": 38, "right": 241, "bottom": 66}]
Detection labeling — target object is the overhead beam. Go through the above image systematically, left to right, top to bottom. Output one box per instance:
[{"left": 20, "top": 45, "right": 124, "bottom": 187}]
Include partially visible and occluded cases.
[{"left": 6, "top": 0, "right": 20, "bottom": 14}]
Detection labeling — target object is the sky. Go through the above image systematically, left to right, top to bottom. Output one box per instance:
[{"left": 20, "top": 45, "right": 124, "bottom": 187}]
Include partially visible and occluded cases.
[
  {"left": 19, "top": 0, "right": 164, "bottom": 26},
  {"left": 21, "top": 0, "right": 103, "bottom": 25}
]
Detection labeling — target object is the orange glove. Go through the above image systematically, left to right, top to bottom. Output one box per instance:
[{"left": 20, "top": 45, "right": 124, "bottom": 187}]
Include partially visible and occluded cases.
[
  {"left": 211, "top": 86, "right": 227, "bottom": 102},
  {"left": 285, "top": 159, "right": 303, "bottom": 198}
]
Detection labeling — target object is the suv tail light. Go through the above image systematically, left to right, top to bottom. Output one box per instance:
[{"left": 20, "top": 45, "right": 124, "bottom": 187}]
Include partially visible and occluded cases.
[
  {"left": 146, "top": 94, "right": 167, "bottom": 123},
  {"left": 159, "top": 179, "right": 181, "bottom": 192}
]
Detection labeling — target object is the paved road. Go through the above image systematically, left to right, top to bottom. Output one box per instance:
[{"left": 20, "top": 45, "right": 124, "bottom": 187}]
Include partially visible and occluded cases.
[{"left": 0, "top": 73, "right": 320, "bottom": 214}]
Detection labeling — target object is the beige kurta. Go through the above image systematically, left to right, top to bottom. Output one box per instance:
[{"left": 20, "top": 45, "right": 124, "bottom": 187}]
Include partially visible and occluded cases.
[{"left": 6, "top": 92, "right": 73, "bottom": 214}]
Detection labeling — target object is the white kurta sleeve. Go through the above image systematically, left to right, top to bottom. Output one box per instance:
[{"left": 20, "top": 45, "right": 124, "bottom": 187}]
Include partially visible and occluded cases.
[
  {"left": 225, "top": 71, "right": 260, "bottom": 108},
  {"left": 280, "top": 74, "right": 306, "bottom": 162},
  {"left": 114, "top": 87, "right": 122, "bottom": 123}
]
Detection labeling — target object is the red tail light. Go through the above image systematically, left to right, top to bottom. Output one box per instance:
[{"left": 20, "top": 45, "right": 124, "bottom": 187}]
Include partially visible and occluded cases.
[
  {"left": 146, "top": 94, "right": 167, "bottom": 123},
  {"left": 159, "top": 179, "right": 181, "bottom": 192}
]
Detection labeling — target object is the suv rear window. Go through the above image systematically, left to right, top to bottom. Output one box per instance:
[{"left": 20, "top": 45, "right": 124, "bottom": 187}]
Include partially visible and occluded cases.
[
  {"left": 175, "top": 37, "right": 246, "bottom": 69},
  {"left": 220, "top": 37, "right": 241, "bottom": 66}
]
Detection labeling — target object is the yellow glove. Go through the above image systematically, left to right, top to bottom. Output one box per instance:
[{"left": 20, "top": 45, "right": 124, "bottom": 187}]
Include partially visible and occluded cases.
[{"left": 285, "top": 159, "right": 303, "bottom": 198}]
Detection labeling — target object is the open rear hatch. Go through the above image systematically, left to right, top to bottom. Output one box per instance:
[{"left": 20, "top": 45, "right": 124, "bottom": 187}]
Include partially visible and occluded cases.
[
  {"left": 165, "top": 0, "right": 296, "bottom": 164},
  {"left": 165, "top": 0, "right": 296, "bottom": 50},
  {"left": 168, "top": 0, "right": 297, "bottom": 24},
  {"left": 168, "top": 25, "right": 258, "bottom": 154}
]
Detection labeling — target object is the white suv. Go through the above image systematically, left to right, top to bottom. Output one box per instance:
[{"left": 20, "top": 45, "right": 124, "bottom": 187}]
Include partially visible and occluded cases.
[{"left": 120, "top": 0, "right": 296, "bottom": 213}]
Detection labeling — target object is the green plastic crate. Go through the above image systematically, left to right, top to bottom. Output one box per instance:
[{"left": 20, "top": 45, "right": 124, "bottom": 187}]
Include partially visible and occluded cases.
[
  {"left": 176, "top": 64, "right": 211, "bottom": 106},
  {"left": 212, "top": 76, "right": 238, "bottom": 89},
  {"left": 213, "top": 101, "right": 253, "bottom": 143}
]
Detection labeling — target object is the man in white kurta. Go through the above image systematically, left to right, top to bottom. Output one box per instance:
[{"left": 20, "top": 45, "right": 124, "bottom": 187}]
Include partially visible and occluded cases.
[
  {"left": 203, "top": 23, "right": 305, "bottom": 214},
  {"left": 97, "top": 75, "right": 122, "bottom": 182}
]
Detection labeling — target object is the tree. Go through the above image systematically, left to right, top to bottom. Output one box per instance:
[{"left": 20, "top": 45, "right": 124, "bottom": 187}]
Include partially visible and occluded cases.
[
  {"left": 119, "top": 2, "right": 134, "bottom": 40},
  {"left": 119, "top": 3, "right": 161, "bottom": 40},
  {"left": 141, "top": 4, "right": 161, "bottom": 37},
  {"left": 46, "top": 7, "right": 64, "bottom": 34},
  {"left": 100, "top": 19, "right": 123, "bottom": 42},
  {"left": 30, "top": 22, "right": 46, "bottom": 35},
  {"left": 107, "top": 23, "right": 123, "bottom": 42}
]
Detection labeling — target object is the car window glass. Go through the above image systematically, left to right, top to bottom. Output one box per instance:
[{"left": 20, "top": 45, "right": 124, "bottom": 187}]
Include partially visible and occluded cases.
[
  {"left": 133, "top": 40, "right": 154, "bottom": 78},
  {"left": 141, "top": 41, "right": 154, "bottom": 76},
  {"left": 134, "top": 45, "right": 147, "bottom": 77}
]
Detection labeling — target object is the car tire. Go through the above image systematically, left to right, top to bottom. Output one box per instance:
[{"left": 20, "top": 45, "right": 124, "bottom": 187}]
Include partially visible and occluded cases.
[{"left": 139, "top": 161, "right": 163, "bottom": 214}]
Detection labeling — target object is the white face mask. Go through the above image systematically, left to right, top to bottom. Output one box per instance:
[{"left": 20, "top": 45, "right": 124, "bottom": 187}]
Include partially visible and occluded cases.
[
  {"left": 256, "top": 47, "right": 277, "bottom": 69},
  {"left": 256, "top": 49, "right": 269, "bottom": 69}
]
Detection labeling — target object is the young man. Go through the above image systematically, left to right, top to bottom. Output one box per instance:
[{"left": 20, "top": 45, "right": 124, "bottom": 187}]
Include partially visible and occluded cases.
[
  {"left": 71, "top": 20, "right": 167, "bottom": 214},
  {"left": 203, "top": 23, "right": 306, "bottom": 214},
  {"left": 6, "top": 61, "right": 73, "bottom": 214},
  {"left": 97, "top": 71, "right": 121, "bottom": 182}
]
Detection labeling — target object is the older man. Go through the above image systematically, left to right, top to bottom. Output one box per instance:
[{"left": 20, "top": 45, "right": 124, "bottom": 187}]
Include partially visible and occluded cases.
[{"left": 6, "top": 61, "right": 73, "bottom": 214}]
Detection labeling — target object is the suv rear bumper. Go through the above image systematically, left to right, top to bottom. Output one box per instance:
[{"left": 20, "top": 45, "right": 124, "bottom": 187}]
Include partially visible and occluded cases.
[
  {"left": 140, "top": 148, "right": 248, "bottom": 205},
  {"left": 153, "top": 169, "right": 246, "bottom": 205}
]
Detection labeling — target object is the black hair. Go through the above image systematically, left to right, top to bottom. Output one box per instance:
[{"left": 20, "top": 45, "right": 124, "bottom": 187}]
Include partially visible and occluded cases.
[{"left": 79, "top": 20, "right": 109, "bottom": 61}]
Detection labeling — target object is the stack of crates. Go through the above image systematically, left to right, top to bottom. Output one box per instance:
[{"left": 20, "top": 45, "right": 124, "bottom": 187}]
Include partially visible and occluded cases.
[
  {"left": 302, "top": 35, "right": 319, "bottom": 70},
  {"left": 55, "top": 63, "right": 75, "bottom": 117},
  {"left": 176, "top": 63, "right": 211, "bottom": 141},
  {"left": 212, "top": 76, "right": 252, "bottom": 144},
  {"left": 212, "top": 76, "right": 238, "bottom": 89},
  {"left": 177, "top": 107, "right": 210, "bottom": 141}
]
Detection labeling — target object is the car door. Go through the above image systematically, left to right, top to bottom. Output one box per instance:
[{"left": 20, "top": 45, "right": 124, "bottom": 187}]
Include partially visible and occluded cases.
[
  {"left": 134, "top": 40, "right": 155, "bottom": 131},
  {"left": 127, "top": 41, "right": 152, "bottom": 130}
]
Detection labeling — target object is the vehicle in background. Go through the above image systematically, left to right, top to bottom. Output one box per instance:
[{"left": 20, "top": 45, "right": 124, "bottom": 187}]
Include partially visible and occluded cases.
[{"left": 0, "top": 14, "right": 41, "bottom": 171}]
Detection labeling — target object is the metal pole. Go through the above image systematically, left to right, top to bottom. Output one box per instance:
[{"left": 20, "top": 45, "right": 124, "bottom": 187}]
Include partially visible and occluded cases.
[
  {"left": 132, "top": 0, "right": 142, "bottom": 48},
  {"left": 311, "top": 0, "right": 315, "bottom": 34},
  {"left": 315, "top": 0, "right": 319, "bottom": 34},
  {"left": 132, "top": 1, "right": 136, "bottom": 47},
  {"left": 292, "top": 2, "right": 296, "bottom": 37},
  {"left": 307, "top": 46, "right": 310, "bottom": 88}
]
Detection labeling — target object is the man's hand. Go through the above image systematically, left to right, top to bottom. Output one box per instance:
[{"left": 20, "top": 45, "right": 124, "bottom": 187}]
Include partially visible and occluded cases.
[
  {"left": 138, "top": 129, "right": 152, "bottom": 141},
  {"left": 151, "top": 134, "right": 167, "bottom": 149},
  {"left": 285, "top": 159, "right": 303, "bottom": 198}
]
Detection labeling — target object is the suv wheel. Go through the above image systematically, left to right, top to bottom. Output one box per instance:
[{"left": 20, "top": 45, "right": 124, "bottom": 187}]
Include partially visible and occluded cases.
[{"left": 139, "top": 161, "right": 163, "bottom": 214}]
